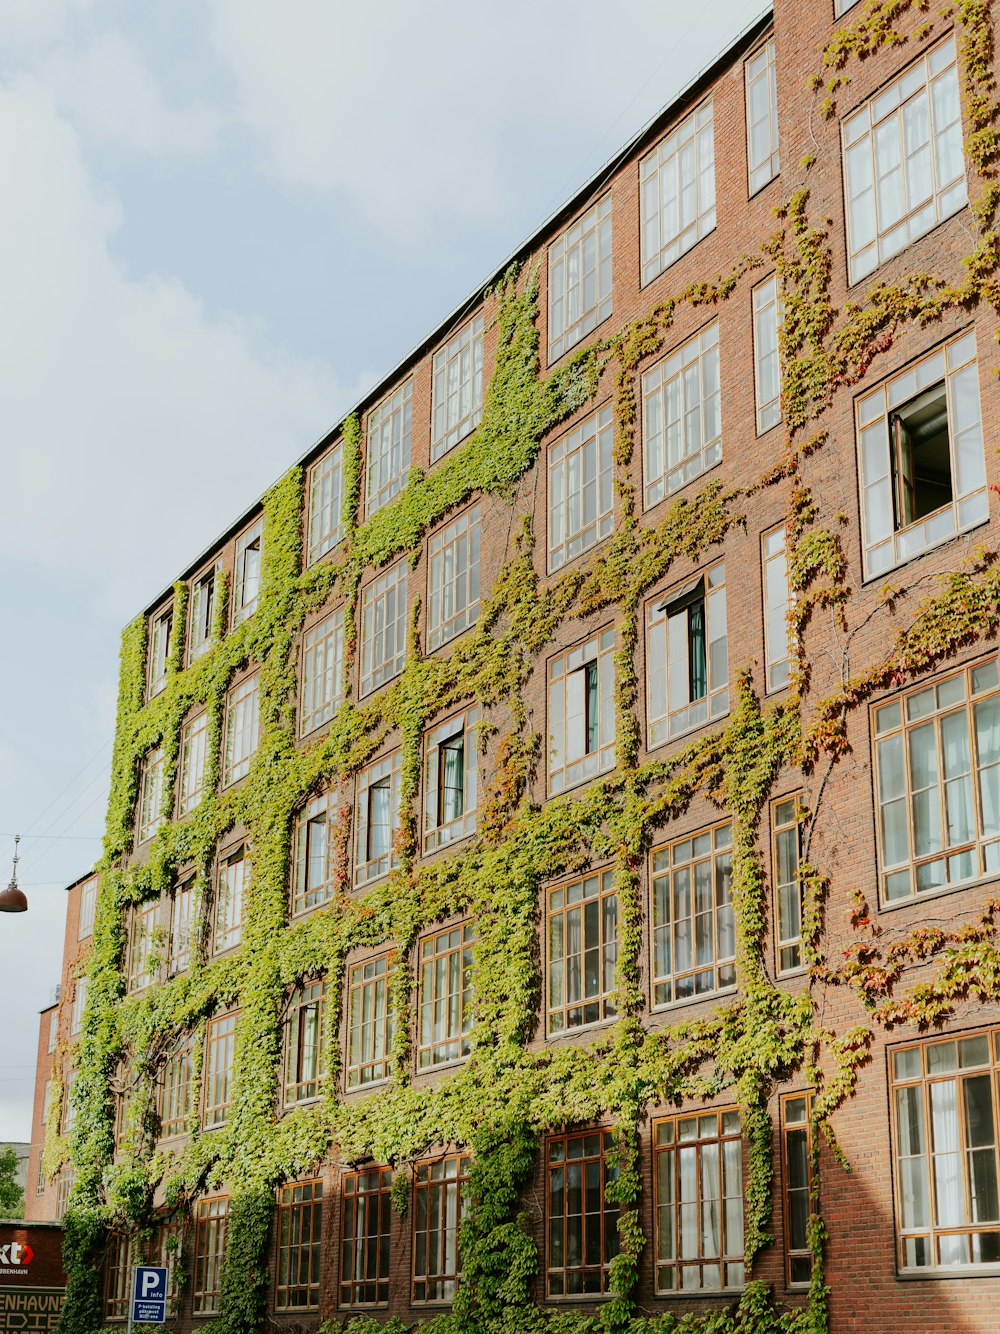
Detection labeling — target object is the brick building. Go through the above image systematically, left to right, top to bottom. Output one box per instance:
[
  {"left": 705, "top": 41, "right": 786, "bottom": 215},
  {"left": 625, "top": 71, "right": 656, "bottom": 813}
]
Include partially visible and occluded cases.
[{"left": 33, "top": 2, "right": 1000, "bottom": 1331}]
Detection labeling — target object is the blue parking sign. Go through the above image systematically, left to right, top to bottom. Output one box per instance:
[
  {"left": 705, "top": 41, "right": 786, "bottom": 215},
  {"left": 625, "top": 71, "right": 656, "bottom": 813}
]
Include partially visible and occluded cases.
[{"left": 130, "top": 1266, "right": 168, "bottom": 1325}]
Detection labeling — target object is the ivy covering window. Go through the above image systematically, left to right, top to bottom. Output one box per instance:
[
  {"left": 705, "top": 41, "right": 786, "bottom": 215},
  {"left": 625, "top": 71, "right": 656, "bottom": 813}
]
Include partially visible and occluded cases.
[
  {"left": 843, "top": 37, "right": 965, "bottom": 283},
  {"left": 745, "top": 39, "right": 779, "bottom": 194},
  {"left": 640, "top": 100, "right": 715, "bottom": 283},
  {"left": 548, "top": 195, "right": 613, "bottom": 362},
  {"left": 752, "top": 275, "right": 782, "bottom": 434},
  {"left": 432, "top": 315, "right": 484, "bottom": 459},
  {"left": 642, "top": 322, "right": 721, "bottom": 506},
  {"left": 857, "top": 331, "right": 986, "bottom": 578},
  {"left": 365, "top": 381, "right": 411, "bottom": 517},
  {"left": 548, "top": 404, "right": 614, "bottom": 571},
  {"left": 307, "top": 440, "right": 345, "bottom": 564},
  {"left": 427, "top": 507, "right": 480, "bottom": 651},
  {"left": 233, "top": 520, "right": 263, "bottom": 625},
  {"left": 762, "top": 525, "right": 791, "bottom": 692},
  {"left": 360, "top": 560, "right": 408, "bottom": 695},
  {"left": 647, "top": 561, "right": 728, "bottom": 744},
  {"left": 188, "top": 562, "right": 220, "bottom": 661},
  {"left": 147, "top": 608, "right": 172, "bottom": 698},
  {"left": 301, "top": 608, "right": 344, "bottom": 734},
  {"left": 548, "top": 628, "right": 615, "bottom": 795},
  {"left": 873, "top": 658, "right": 1000, "bottom": 903},
  {"left": 223, "top": 674, "right": 260, "bottom": 785},
  {"left": 424, "top": 707, "right": 478, "bottom": 851},
  {"left": 178, "top": 712, "right": 208, "bottom": 816},
  {"left": 138, "top": 746, "right": 164, "bottom": 842},
  {"left": 355, "top": 751, "right": 402, "bottom": 886},
  {"left": 292, "top": 793, "right": 336, "bottom": 915},
  {"left": 772, "top": 796, "right": 804, "bottom": 974},
  {"left": 651, "top": 820, "right": 735, "bottom": 1006},
  {"left": 213, "top": 848, "right": 246, "bottom": 953},
  {"left": 547, "top": 871, "right": 617, "bottom": 1034},
  {"left": 78, "top": 875, "right": 97, "bottom": 939},
  {"left": 168, "top": 878, "right": 195, "bottom": 974},
  {"left": 127, "top": 900, "right": 159, "bottom": 993},
  {"left": 417, "top": 923, "right": 473, "bottom": 1069},
  {"left": 346, "top": 952, "right": 396, "bottom": 1089},
  {"left": 70, "top": 976, "right": 87, "bottom": 1036},
  {"left": 285, "top": 980, "right": 324, "bottom": 1103},
  {"left": 203, "top": 1013, "right": 237, "bottom": 1128},
  {"left": 891, "top": 1029, "right": 1000, "bottom": 1270},
  {"left": 158, "top": 1035, "right": 192, "bottom": 1139},
  {"left": 781, "top": 1093, "right": 812, "bottom": 1287},
  {"left": 653, "top": 1109, "right": 744, "bottom": 1292},
  {"left": 546, "top": 1129, "right": 619, "bottom": 1296},
  {"left": 413, "top": 1154, "right": 470, "bottom": 1302},
  {"left": 340, "top": 1167, "right": 392, "bottom": 1306},
  {"left": 275, "top": 1180, "right": 323, "bottom": 1310},
  {"left": 193, "top": 1196, "right": 229, "bottom": 1314},
  {"left": 104, "top": 1233, "right": 133, "bottom": 1319}
]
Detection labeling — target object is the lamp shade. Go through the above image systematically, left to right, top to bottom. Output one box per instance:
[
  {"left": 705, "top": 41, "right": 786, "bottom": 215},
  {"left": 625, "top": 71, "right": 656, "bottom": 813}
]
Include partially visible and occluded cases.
[{"left": 0, "top": 881, "right": 27, "bottom": 913}]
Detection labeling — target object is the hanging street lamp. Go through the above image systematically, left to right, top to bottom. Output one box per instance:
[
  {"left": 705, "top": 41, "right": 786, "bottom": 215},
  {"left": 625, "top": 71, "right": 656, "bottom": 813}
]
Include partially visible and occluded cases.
[{"left": 0, "top": 834, "right": 27, "bottom": 912}]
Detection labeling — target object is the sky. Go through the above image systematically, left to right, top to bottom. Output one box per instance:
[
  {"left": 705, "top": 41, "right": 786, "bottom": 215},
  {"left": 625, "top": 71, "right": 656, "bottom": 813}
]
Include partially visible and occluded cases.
[{"left": 0, "top": 0, "right": 769, "bottom": 1142}]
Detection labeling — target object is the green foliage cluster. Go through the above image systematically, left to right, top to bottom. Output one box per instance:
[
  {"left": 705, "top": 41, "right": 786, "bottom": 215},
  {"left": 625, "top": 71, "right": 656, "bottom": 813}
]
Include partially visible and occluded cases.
[{"left": 0, "top": 1145, "right": 25, "bottom": 1218}]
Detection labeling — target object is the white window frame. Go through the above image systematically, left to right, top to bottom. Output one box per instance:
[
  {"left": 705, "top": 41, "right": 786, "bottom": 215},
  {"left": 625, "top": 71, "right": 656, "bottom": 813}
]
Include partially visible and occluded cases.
[
  {"left": 745, "top": 38, "right": 780, "bottom": 195},
  {"left": 640, "top": 100, "right": 716, "bottom": 284},
  {"left": 548, "top": 195, "right": 613, "bottom": 362},
  {"left": 752, "top": 274, "right": 782, "bottom": 435},
  {"left": 432, "top": 315, "right": 484, "bottom": 460},
  {"left": 642, "top": 322, "right": 721, "bottom": 507},
  {"left": 365, "top": 382, "right": 412, "bottom": 517},
  {"left": 548, "top": 404, "right": 614, "bottom": 572},
  {"left": 307, "top": 441, "right": 346, "bottom": 565},
  {"left": 427, "top": 507, "right": 480, "bottom": 652},
  {"left": 233, "top": 521, "right": 263, "bottom": 626},
  {"left": 762, "top": 525, "right": 791, "bottom": 693},
  {"left": 647, "top": 560, "right": 728, "bottom": 746},
  {"left": 360, "top": 561, "right": 408, "bottom": 696},
  {"left": 188, "top": 562, "right": 221, "bottom": 663},
  {"left": 148, "top": 608, "right": 172, "bottom": 698},
  {"left": 301, "top": 608, "right": 345, "bottom": 734},
  {"left": 547, "top": 627, "right": 616, "bottom": 795},
  {"left": 223, "top": 674, "right": 260, "bottom": 786},
  {"left": 423, "top": 707, "right": 479, "bottom": 852},
  {"left": 178, "top": 712, "right": 209, "bottom": 816},
  {"left": 138, "top": 747, "right": 165, "bottom": 843},
  {"left": 355, "top": 751, "right": 402, "bottom": 887},
  {"left": 292, "top": 793, "right": 336, "bottom": 916},
  {"left": 213, "top": 848, "right": 246, "bottom": 954},
  {"left": 78, "top": 877, "right": 97, "bottom": 940},
  {"left": 168, "top": 878, "right": 196, "bottom": 975},
  {"left": 70, "top": 976, "right": 87, "bottom": 1036}
]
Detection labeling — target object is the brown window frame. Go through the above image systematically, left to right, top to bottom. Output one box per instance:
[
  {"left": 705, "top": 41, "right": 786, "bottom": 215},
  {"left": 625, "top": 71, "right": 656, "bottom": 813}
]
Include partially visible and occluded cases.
[
  {"left": 292, "top": 793, "right": 336, "bottom": 916},
  {"left": 771, "top": 795, "right": 805, "bottom": 975},
  {"left": 546, "top": 869, "right": 618, "bottom": 1035},
  {"left": 417, "top": 923, "right": 474, "bottom": 1070},
  {"left": 345, "top": 951, "right": 396, "bottom": 1090},
  {"left": 284, "top": 980, "right": 324, "bottom": 1105},
  {"left": 203, "top": 1011, "right": 237, "bottom": 1128},
  {"left": 158, "top": 1034, "right": 193, "bottom": 1140},
  {"left": 780, "top": 1092, "right": 813, "bottom": 1288},
  {"left": 545, "top": 1128, "right": 619, "bottom": 1297},
  {"left": 412, "top": 1154, "right": 471, "bottom": 1304},
  {"left": 340, "top": 1166, "right": 393, "bottom": 1307},
  {"left": 274, "top": 1179, "right": 323, "bottom": 1311},
  {"left": 193, "top": 1196, "right": 229, "bottom": 1315},
  {"left": 103, "top": 1231, "right": 133, "bottom": 1320}
]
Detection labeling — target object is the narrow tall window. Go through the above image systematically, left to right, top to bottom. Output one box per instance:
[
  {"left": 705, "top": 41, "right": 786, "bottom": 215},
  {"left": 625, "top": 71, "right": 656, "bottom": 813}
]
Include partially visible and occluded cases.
[
  {"left": 844, "top": 37, "right": 965, "bottom": 283},
  {"left": 745, "top": 39, "right": 779, "bottom": 194},
  {"left": 640, "top": 100, "right": 716, "bottom": 283},
  {"left": 548, "top": 196, "right": 613, "bottom": 362},
  {"left": 752, "top": 275, "right": 782, "bottom": 434},
  {"left": 432, "top": 315, "right": 484, "bottom": 460},
  {"left": 642, "top": 323, "right": 721, "bottom": 506},
  {"left": 858, "top": 332, "right": 986, "bottom": 578},
  {"left": 366, "top": 382, "right": 412, "bottom": 517},
  {"left": 548, "top": 404, "right": 614, "bottom": 571},
  {"left": 308, "top": 441, "right": 346, "bottom": 564},
  {"left": 427, "top": 508, "right": 481, "bottom": 651},
  {"left": 233, "top": 521, "right": 263, "bottom": 625},
  {"left": 762, "top": 525, "right": 791, "bottom": 692},
  {"left": 360, "top": 561, "right": 408, "bottom": 695},
  {"left": 188, "top": 562, "right": 220, "bottom": 661},
  {"left": 647, "top": 562, "right": 728, "bottom": 744},
  {"left": 148, "top": 608, "right": 172, "bottom": 698},
  {"left": 301, "top": 608, "right": 345, "bottom": 734},
  {"left": 548, "top": 628, "right": 616, "bottom": 795},
  {"left": 873, "top": 657, "right": 1000, "bottom": 903},
  {"left": 223, "top": 674, "right": 260, "bottom": 785},
  {"left": 424, "top": 708, "right": 478, "bottom": 851},
  {"left": 178, "top": 712, "right": 209, "bottom": 815},
  {"left": 138, "top": 747, "right": 165, "bottom": 843},
  {"left": 355, "top": 752, "right": 402, "bottom": 886},
  {"left": 292, "top": 793, "right": 336, "bottom": 915},
  {"left": 772, "top": 797, "right": 804, "bottom": 974},
  {"left": 651, "top": 821, "right": 735, "bottom": 1005},
  {"left": 213, "top": 849, "right": 246, "bottom": 954},
  {"left": 548, "top": 871, "right": 617, "bottom": 1034},
  {"left": 78, "top": 876, "right": 97, "bottom": 939},
  {"left": 168, "top": 878, "right": 196, "bottom": 974},
  {"left": 128, "top": 900, "right": 159, "bottom": 993},
  {"left": 417, "top": 924, "right": 473, "bottom": 1069},
  {"left": 346, "top": 952, "right": 396, "bottom": 1089},
  {"left": 70, "top": 976, "right": 87, "bottom": 1036},
  {"left": 285, "top": 981, "right": 324, "bottom": 1104},
  {"left": 203, "top": 1013, "right": 237, "bottom": 1128},
  {"left": 47, "top": 1014, "right": 57, "bottom": 1054},
  {"left": 891, "top": 1029, "right": 1000, "bottom": 1270},
  {"left": 158, "top": 1035, "right": 192, "bottom": 1139},
  {"left": 63, "top": 1071, "right": 78, "bottom": 1133},
  {"left": 781, "top": 1093, "right": 812, "bottom": 1287},
  {"left": 653, "top": 1109, "right": 744, "bottom": 1292},
  {"left": 546, "top": 1130, "right": 619, "bottom": 1296},
  {"left": 413, "top": 1154, "right": 471, "bottom": 1302},
  {"left": 340, "top": 1167, "right": 392, "bottom": 1306},
  {"left": 55, "top": 1170, "right": 74, "bottom": 1220},
  {"left": 275, "top": 1181, "right": 323, "bottom": 1311},
  {"left": 193, "top": 1197, "right": 229, "bottom": 1314},
  {"left": 150, "top": 1216, "right": 183, "bottom": 1301},
  {"left": 104, "top": 1233, "right": 133, "bottom": 1319}
]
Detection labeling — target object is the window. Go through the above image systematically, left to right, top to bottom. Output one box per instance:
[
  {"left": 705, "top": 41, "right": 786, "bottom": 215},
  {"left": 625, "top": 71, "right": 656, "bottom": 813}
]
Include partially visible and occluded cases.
[
  {"left": 834, "top": 0, "right": 859, "bottom": 13},
  {"left": 844, "top": 37, "right": 965, "bottom": 284},
  {"left": 745, "top": 40, "right": 779, "bottom": 194},
  {"left": 640, "top": 100, "right": 715, "bottom": 284},
  {"left": 548, "top": 196, "right": 613, "bottom": 362},
  {"left": 752, "top": 275, "right": 782, "bottom": 434},
  {"left": 432, "top": 315, "right": 484, "bottom": 459},
  {"left": 642, "top": 322, "right": 721, "bottom": 506},
  {"left": 858, "top": 331, "right": 986, "bottom": 578},
  {"left": 366, "top": 382, "right": 412, "bottom": 517},
  {"left": 548, "top": 405, "right": 614, "bottom": 571},
  {"left": 308, "top": 441, "right": 346, "bottom": 564},
  {"left": 427, "top": 508, "right": 481, "bottom": 651},
  {"left": 233, "top": 521, "right": 263, "bottom": 625},
  {"left": 762, "top": 526, "right": 791, "bottom": 692},
  {"left": 360, "top": 561, "right": 408, "bottom": 695},
  {"left": 188, "top": 562, "right": 221, "bottom": 661},
  {"left": 647, "top": 562, "right": 728, "bottom": 744},
  {"left": 148, "top": 608, "right": 172, "bottom": 698},
  {"left": 301, "top": 608, "right": 345, "bottom": 734},
  {"left": 548, "top": 628, "right": 615, "bottom": 795},
  {"left": 873, "top": 657, "right": 1000, "bottom": 904},
  {"left": 223, "top": 674, "right": 260, "bottom": 785},
  {"left": 424, "top": 707, "right": 478, "bottom": 851},
  {"left": 178, "top": 712, "right": 209, "bottom": 815},
  {"left": 138, "top": 747, "right": 165, "bottom": 843},
  {"left": 355, "top": 752, "right": 402, "bottom": 886},
  {"left": 292, "top": 793, "right": 336, "bottom": 915},
  {"left": 772, "top": 797, "right": 804, "bottom": 974},
  {"left": 651, "top": 820, "right": 735, "bottom": 1005},
  {"left": 213, "top": 848, "right": 246, "bottom": 953},
  {"left": 547, "top": 871, "right": 617, "bottom": 1035},
  {"left": 78, "top": 876, "right": 97, "bottom": 939},
  {"left": 168, "top": 878, "right": 196, "bottom": 974},
  {"left": 128, "top": 900, "right": 159, "bottom": 993},
  {"left": 417, "top": 923, "right": 473, "bottom": 1069},
  {"left": 346, "top": 952, "right": 396, "bottom": 1089},
  {"left": 70, "top": 976, "right": 87, "bottom": 1036},
  {"left": 285, "top": 981, "right": 324, "bottom": 1104},
  {"left": 47, "top": 1012, "right": 57, "bottom": 1054},
  {"left": 203, "top": 1012, "right": 237, "bottom": 1127},
  {"left": 891, "top": 1028, "right": 1000, "bottom": 1270},
  {"left": 159, "top": 1035, "right": 192, "bottom": 1139},
  {"left": 64, "top": 1070, "right": 77, "bottom": 1132},
  {"left": 41, "top": 1080, "right": 51, "bottom": 1127},
  {"left": 781, "top": 1093, "right": 812, "bottom": 1287},
  {"left": 653, "top": 1109, "right": 744, "bottom": 1292},
  {"left": 546, "top": 1129, "right": 619, "bottom": 1296},
  {"left": 413, "top": 1154, "right": 471, "bottom": 1302},
  {"left": 36, "top": 1156, "right": 46, "bottom": 1195},
  {"left": 340, "top": 1167, "right": 392, "bottom": 1306},
  {"left": 56, "top": 1169, "right": 73, "bottom": 1220},
  {"left": 275, "top": 1180, "right": 323, "bottom": 1310},
  {"left": 193, "top": 1197, "right": 229, "bottom": 1314},
  {"left": 150, "top": 1215, "right": 184, "bottom": 1302},
  {"left": 104, "top": 1232, "right": 133, "bottom": 1320}
]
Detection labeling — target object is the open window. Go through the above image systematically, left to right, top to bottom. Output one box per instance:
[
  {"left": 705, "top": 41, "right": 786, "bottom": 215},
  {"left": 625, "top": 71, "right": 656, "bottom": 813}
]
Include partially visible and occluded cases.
[
  {"left": 889, "top": 382, "right": 952, "bottom": 529},
  {"left": 647, "top": 562, "right": 728, "bottom": 745},
  {"left": 548, "top": 629, "right": 615, "bottom": 794},
  {"left": 424, "top": 708, "right": 478, "bottom": 851}
]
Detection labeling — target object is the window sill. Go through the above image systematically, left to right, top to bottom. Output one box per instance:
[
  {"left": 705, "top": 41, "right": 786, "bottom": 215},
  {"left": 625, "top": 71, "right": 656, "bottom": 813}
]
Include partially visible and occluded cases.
[
  {"left": 748, "top": 170, "right": 780, "bottom": 203},
  {"left": 862, "top": 502, "right": 988, "bottom": 586},
  {"left": 646, "top": 705, "right": 731, "bottom": 754},
  {"left": 878, "top": 868, "right": 1000, "bottom": 916},
  {"left": 650, "top": 985, "right": 738, "bottom": 1014},
  {"left": 547, "top": 1014, "right": 616, "bottom": 1041},
  {"left": 416, "top": 1053, "right": 471, "bottom": 1076},
  {"left": 343, "top": 1075, "right": 391, "bottom": 1096},
  {"left": 897, "top": 1265, "right": 1000, "bottom": 1281},
  {"left": 655, "top": 1287, "right": 744, "bottom": 1300},
  {"left": 545, "top": 1291, "right": 615, "bottom": 1304}
]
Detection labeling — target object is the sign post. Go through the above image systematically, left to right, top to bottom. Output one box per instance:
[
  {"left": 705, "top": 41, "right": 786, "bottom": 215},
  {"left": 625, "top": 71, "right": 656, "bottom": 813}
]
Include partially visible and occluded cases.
[{"left": 127, "top": 1266, "right": 168, "bottom": 1334}]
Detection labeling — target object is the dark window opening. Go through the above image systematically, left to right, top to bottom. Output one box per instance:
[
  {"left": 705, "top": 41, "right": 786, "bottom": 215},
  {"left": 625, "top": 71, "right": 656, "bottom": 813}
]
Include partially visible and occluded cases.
[{"left": 890, "top": 383, "right": 952, "bottom": 530}]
